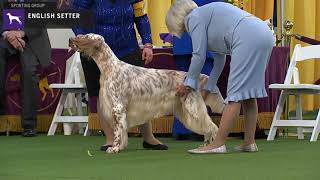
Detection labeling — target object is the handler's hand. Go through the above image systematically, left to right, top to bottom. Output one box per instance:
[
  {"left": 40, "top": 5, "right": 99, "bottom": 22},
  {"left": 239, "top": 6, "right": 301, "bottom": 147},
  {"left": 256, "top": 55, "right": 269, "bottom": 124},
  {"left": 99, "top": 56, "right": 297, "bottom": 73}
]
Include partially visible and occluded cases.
[
  {"left": 142, "top": 44, "right": 153, "bottom": 64},
  {"left": 176, "top": 84, "right": 192, "bottom": 97}
]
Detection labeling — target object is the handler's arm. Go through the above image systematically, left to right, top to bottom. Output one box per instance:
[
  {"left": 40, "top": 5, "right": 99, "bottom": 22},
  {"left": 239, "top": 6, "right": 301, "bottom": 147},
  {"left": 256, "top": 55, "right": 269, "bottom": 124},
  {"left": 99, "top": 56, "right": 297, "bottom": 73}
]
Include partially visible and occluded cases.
[
  {"left": 71, "top": 0, "right": 94, "bottom": 35},
  {"left": 132, "top": 0, "right": 152, "bottom": 45}
]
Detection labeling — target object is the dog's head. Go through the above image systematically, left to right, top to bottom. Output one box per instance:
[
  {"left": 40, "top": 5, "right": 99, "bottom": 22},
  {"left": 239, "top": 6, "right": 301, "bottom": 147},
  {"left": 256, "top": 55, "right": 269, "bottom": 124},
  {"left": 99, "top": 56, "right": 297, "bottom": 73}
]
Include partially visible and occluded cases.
[{"left": 69, "top": 33, "right": 105, "bottom": 57}]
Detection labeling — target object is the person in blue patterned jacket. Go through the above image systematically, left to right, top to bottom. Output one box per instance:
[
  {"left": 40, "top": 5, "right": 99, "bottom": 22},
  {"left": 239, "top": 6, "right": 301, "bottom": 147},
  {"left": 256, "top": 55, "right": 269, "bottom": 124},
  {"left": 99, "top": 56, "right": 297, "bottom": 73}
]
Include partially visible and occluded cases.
[
  {"left": 66, "top": 0, "right": 168, "bottom": 151},
  {"left": 172, "top": 0, "right": 224, "bottom": 140}
]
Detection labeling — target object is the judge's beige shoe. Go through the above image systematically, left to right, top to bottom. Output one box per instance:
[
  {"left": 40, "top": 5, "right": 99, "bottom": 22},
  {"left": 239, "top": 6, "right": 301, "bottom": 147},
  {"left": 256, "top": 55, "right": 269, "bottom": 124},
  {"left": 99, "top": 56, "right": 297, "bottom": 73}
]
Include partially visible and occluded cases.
[
  {"left": 234, "top": 143, "right": 258, "bottom": 152},
  {"left": 188, "top": 145, "right": 227, "bottom": 154}
]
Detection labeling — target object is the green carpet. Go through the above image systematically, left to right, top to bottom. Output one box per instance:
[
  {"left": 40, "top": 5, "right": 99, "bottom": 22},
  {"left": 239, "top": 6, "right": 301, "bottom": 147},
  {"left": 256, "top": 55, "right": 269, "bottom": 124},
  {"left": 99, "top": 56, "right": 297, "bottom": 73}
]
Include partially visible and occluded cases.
[{"left": 0, "top": 135, "right": 319, "bottom": 180}]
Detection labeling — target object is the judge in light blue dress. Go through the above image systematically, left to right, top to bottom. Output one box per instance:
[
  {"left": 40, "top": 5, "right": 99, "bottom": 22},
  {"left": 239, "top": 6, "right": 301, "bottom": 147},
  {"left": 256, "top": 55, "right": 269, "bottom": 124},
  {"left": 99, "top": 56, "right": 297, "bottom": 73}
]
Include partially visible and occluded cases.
[
  {"left": 166, "top": 0, "right": 274, "bottom": 154},
  {"left": 172, "top": 0, "right": 223, "bottom": 140}
]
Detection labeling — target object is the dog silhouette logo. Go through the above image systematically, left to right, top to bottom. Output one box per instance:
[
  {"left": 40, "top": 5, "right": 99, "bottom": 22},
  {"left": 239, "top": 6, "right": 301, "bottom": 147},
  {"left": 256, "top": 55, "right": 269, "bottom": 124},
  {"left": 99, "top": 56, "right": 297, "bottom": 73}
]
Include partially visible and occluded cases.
[
  {"left": 3, "top": 9, "right": 25, "bottom": 30},
  {"left": 7, "top": 13, "right": 23, "bottom": 25}
]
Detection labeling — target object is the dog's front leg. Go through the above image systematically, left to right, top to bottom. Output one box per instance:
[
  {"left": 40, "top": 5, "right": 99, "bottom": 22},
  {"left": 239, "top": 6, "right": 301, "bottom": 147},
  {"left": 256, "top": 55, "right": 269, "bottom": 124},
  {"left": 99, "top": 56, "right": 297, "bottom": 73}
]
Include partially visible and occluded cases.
[{"left": 106, "top": 103, "right": 127, "bottom": 154}]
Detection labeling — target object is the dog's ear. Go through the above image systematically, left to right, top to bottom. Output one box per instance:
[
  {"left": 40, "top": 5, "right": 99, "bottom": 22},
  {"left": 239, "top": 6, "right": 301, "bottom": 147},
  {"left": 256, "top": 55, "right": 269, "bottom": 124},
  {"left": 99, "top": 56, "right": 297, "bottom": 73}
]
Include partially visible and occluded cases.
[{"left": 93, "top": 39, "right": 104, "bottom": 50}]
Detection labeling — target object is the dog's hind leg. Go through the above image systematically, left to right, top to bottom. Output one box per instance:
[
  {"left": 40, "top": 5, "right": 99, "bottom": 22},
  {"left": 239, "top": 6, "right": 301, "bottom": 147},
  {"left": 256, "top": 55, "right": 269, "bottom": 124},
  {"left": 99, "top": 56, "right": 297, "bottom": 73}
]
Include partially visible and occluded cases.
[
  {"left": 198, "top": 75, "right": 225, "bottom": 114},
  {"left": 204, "top": 91, "right": 225, "bottom": 114},
  {"left": 175, "top": 92, "right": 218, "bottom": 145},
  {"left": 107, "top": 103, "right": 128, "bottom": 153},
  {"left": 202, "top": 119, "right": 219, "bottom": 145}
]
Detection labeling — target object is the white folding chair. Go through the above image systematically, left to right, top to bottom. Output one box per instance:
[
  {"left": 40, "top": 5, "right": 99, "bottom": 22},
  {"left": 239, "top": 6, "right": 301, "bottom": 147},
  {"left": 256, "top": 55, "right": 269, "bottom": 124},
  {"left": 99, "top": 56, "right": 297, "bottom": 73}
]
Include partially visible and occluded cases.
[
  {"left": 267, "top": 44, "right": 320, "bottom": 142},
  {"left": 47, "top": 52, "right": 90, "bottom": 136}
]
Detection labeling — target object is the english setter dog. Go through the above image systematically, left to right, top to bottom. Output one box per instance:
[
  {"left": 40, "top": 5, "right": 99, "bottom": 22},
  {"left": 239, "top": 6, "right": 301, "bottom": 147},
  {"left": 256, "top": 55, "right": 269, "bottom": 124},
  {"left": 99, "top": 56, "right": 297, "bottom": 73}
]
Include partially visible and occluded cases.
[{"left": 69, "top": 34, "right": 225, "bottom": 153}]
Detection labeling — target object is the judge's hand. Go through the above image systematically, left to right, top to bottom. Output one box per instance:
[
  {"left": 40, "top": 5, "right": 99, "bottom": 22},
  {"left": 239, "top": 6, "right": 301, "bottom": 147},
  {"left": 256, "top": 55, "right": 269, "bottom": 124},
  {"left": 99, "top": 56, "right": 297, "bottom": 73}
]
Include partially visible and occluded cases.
[
  {"left": 176, "top": 84, "right": 192, "bottom": 97},
  {"left": 201, "top": 90, "right": 210, "bottom": 100}
]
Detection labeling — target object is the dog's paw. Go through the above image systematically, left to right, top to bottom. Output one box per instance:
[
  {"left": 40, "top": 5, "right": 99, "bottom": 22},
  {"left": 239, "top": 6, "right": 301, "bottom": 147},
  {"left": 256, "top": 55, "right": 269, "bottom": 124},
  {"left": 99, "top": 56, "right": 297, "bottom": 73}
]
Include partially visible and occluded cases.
[
  {"left": 204, "top": 133, "right": 215, "bottom": 145},
  {"left": 204, "top": 139, "right": 211, "bottom": 145},
  {"left": 120, "top": 141, "right": 128, "bottom": 150},
  {"left": 106, "top": 146, "right": 120, "bottom": 154}
]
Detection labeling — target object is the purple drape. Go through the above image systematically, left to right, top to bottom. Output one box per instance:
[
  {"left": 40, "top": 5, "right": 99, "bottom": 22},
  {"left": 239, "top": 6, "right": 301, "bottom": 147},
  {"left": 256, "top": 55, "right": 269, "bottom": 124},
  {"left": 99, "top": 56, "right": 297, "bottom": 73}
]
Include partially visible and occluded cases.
[{"left": 4, "top": 47, "right": 289, "bottom": 116}]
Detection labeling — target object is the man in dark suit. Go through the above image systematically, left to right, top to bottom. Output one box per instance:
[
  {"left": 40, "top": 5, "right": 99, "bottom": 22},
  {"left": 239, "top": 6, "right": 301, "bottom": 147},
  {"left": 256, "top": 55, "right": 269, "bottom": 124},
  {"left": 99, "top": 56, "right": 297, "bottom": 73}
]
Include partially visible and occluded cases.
[{"left": 0, "top": 2, "right": 51, "bottom": 136}]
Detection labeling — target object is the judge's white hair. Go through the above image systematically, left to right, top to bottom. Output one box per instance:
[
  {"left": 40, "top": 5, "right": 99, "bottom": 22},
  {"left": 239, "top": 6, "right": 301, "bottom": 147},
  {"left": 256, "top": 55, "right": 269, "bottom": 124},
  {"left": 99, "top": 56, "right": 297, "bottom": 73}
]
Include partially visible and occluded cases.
[{"left": 166, "top": 0, "right": 198, "bottom": 38}]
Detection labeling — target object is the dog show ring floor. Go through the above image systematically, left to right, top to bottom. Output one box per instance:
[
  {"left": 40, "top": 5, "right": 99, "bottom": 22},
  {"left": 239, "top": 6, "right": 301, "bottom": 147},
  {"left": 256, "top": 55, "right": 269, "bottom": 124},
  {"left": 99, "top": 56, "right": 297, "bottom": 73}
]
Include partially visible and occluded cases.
[{"left": 0, "top": 135, "right": 319, "bottom": 180}]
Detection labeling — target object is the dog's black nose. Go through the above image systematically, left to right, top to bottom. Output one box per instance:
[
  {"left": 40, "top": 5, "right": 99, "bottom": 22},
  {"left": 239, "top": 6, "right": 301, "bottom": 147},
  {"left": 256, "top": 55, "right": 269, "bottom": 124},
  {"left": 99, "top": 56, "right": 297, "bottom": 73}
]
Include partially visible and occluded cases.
[{"left": 69, "top": 38, "right": 74, "bottom": 47}]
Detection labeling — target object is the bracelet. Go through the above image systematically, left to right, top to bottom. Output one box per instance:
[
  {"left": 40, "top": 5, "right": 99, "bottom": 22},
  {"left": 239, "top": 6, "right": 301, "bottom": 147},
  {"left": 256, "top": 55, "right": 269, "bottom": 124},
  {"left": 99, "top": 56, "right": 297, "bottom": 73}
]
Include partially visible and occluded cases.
[
  {"left": 143, "top": 44, "right": 153, "bottom": 49},
  {"left": 186, "top": 86, "right": 192, "bottom": 91}
]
